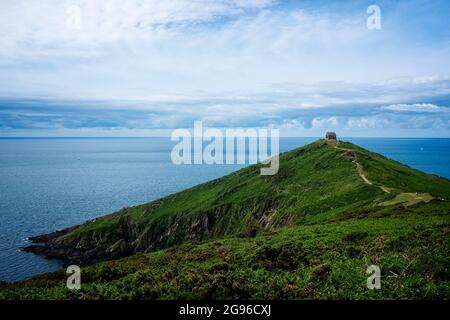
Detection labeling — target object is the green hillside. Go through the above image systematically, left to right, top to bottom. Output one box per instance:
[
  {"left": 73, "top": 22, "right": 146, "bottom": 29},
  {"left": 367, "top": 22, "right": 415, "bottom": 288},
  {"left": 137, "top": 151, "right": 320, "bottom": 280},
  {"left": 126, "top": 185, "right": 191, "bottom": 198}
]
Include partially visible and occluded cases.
[{"left": 1, "top": 139, "right": 449, "bottom": 299}]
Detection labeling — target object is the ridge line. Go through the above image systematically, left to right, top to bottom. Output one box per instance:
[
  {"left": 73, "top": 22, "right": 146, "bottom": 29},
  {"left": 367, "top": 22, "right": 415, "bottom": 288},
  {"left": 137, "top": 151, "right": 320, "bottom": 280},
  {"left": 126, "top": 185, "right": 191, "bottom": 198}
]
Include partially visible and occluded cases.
[{"left": 331, "top": 140, "right": 390, "bottom": 194}]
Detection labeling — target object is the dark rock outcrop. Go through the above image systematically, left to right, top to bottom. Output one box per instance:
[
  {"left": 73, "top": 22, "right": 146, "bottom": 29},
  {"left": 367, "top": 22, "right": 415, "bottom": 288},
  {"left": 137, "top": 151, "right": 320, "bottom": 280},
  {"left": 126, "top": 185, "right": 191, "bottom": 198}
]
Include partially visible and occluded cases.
[{"left": 21, "top": 211, "right": 218, "bottom": 266}]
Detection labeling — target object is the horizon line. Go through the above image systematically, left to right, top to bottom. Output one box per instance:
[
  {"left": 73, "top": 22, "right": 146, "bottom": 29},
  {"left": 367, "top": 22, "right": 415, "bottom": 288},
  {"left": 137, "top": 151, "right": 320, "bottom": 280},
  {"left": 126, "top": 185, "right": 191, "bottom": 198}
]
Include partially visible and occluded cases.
[{"left": 1, "top": 136, "right": 450, "bottom": 139}]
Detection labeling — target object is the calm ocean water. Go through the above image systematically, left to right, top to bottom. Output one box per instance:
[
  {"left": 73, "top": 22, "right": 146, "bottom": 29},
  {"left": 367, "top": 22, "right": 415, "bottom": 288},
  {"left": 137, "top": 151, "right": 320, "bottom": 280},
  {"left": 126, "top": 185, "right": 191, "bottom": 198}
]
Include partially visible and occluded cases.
[{"left": 0, "top": 137, "right": 449, "bottom": 282}]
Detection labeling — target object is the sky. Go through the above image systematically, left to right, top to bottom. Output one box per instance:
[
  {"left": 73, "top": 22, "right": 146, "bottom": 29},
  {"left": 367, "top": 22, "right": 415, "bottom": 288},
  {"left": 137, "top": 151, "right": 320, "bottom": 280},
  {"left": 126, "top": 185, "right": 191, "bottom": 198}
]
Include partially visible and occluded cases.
[{"left": 0, "top": 0, "right": 450, "bottom": 137}]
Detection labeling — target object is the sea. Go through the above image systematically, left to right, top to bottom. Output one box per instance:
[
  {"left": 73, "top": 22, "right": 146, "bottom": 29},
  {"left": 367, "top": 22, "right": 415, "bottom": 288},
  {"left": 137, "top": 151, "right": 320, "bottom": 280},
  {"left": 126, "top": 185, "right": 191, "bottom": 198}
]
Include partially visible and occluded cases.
[{"left": 0, "top": 137, "right": 449, "bottom": 282}]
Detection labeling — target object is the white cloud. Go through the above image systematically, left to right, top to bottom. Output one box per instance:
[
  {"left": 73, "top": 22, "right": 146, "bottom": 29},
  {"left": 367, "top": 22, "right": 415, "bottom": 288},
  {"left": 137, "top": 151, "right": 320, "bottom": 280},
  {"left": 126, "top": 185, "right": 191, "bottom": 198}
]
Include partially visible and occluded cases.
[
  {"left": 0, "top": 0, "right": 275, "bottom": 57},
  {"left": 1, "top": 1, "right": 450, "bottom": 137},
  {"left": 1, "top": 1, "right": 450, "bottom": 101},
  {"left": 381, "top": 103, "right": 450, "bottom": 113},
  {"left": 311, "top": 116, "right": 338, "bottom": 128},
  {"left": 346, "top": 116, "right": 389, "bottom": 129},
  {"left": 279, "top": 119, "right": 306, "bottom": 129}
]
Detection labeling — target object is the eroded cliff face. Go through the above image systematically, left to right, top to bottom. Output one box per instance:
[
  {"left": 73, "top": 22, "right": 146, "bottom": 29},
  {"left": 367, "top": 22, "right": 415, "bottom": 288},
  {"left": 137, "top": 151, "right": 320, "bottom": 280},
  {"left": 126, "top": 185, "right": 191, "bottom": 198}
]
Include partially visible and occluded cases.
[
  {"left": 22, "top": 182, "right": 290, "bottom": 265},
  {"left": 23, "top": 199, "right": 283, "bottom": 266},
  {"left": 24, "top": 215, "right": 203, "bottom": 265}
]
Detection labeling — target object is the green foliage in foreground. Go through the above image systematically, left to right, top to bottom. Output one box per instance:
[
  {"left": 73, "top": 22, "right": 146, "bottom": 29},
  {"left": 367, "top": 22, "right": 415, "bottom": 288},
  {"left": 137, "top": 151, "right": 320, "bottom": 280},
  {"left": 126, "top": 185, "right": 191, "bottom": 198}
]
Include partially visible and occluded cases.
[{"left": 1, "top": 214, "right": 449, "bottom": 300}]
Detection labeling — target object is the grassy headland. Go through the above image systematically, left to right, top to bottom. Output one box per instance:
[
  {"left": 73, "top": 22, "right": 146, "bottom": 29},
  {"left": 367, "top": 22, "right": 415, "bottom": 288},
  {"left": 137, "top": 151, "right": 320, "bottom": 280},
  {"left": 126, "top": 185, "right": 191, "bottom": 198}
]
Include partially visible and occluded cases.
[{"left": 1, "top": 139, "right": 449, "bottom": 299}]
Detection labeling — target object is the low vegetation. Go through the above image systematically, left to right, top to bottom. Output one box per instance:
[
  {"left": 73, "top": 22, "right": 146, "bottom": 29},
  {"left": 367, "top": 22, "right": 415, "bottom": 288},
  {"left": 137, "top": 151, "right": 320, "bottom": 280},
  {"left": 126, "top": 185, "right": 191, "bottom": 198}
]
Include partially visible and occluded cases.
[
  {"left": 1, "top": 139, "right": 449, "bottom": 299},
  {"left": 380, "top": 193, "right": 435, "bottom": 207}
]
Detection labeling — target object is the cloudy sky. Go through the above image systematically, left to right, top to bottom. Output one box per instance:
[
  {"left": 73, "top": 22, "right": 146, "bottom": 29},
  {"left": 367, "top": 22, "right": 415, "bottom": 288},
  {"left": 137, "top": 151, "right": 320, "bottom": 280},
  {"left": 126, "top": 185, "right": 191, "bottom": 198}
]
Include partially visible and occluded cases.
[{"left": 1, "top": 0, "right": 450, "bottom": 137}]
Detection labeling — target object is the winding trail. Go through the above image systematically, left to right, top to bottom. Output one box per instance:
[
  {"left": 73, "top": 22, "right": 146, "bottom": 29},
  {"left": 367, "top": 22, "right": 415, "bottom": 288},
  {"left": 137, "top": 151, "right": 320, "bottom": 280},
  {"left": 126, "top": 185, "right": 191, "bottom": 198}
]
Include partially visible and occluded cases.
[{"left": 331, "top": 141, "right": 390, "bottom": 194}]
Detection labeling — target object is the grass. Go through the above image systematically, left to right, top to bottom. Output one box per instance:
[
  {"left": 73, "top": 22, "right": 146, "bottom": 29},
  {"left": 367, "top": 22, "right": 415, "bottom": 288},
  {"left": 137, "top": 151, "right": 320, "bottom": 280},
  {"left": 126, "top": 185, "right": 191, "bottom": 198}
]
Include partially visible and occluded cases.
[
  {"left": 1, "top": 139, "right": 449, "bottom": 300},
  {"left": 59, "top": 140, "right": 388, "bottom": 248},
  {"left": 380, "top": 193, "right": 435, "bottom": 207},
  {"left": 1, "top": 215, "right": 449, "bottom": 300}
]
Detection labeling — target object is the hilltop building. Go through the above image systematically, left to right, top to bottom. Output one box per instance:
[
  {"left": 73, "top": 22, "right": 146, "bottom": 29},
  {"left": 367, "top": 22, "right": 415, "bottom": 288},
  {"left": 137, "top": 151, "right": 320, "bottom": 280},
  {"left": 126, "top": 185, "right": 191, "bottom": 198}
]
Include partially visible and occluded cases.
[{"left": 325, "top": 132, "right": 337, "bottom": 140}]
